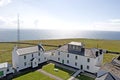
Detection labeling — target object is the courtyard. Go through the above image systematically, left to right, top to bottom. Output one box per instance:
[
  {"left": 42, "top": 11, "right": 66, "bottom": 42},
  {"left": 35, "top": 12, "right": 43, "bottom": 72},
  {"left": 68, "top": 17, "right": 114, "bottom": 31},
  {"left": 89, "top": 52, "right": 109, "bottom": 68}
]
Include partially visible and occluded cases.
[{"left": 12, "top": 63, "right": 95, "bottom": 80}]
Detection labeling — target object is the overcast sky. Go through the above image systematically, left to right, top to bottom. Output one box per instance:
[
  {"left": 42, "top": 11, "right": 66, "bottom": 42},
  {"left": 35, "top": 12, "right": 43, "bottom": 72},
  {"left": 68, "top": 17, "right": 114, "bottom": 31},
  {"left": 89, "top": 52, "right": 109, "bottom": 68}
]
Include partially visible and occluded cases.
[{"left": 0, "top": 0, "right": 120, "bottom": 31}]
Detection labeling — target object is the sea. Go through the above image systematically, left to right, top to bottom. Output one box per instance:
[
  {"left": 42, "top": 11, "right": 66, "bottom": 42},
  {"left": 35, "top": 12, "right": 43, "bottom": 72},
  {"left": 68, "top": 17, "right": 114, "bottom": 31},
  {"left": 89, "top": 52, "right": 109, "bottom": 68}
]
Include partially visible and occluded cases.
[{"left": 0, "top": 29, "right": 120, "bottom": 42}]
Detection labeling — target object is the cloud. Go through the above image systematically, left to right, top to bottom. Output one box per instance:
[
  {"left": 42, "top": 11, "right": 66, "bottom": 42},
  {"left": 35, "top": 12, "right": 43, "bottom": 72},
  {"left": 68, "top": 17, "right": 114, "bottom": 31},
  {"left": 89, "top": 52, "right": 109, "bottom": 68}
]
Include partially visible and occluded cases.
[
  {"left": 0, "top": 0, "right": 11, "bottom": 7},
  {"left": 0, "top": 14, "right": 120, "bottom": 31},
  {"left": 0, "top": 16, "right": 18, "bottom": 28},
  {"left": 0, "top": 17, "right": 6, "bottom": 25},
  {"left": 92, "top": 19, "right": 120, "bottom": 31},
  {"left": 109, "top": 19, "right": 120, "bottom": 23}
]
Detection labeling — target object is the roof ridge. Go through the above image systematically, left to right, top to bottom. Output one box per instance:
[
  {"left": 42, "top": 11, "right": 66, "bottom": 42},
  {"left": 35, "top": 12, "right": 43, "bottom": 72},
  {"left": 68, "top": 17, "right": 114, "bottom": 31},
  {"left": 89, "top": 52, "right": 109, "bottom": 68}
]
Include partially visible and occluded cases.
[
  {"left": 18, "top": 46, "right": 38, "bottom": 50},
  {"left": 108, "top": 72, "right": 117, "bottom": 80}
]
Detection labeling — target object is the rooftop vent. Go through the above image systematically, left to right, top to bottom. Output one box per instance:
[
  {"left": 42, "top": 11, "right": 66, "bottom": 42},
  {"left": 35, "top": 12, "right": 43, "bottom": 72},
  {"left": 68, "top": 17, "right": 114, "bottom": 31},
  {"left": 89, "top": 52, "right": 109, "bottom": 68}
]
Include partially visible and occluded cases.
[
  {"left": 99, "top": 49, "right": 102, "bottom": 55},
  {"left": 96, "top": 51, "right": 99, "bottom": 57}
]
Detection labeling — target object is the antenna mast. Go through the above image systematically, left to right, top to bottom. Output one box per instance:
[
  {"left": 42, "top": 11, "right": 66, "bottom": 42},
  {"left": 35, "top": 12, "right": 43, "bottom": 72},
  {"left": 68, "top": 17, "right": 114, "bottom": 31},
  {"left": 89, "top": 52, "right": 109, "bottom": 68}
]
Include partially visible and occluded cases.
[{"left": 17, "top": 14, "right": 20, "bottom": 47}]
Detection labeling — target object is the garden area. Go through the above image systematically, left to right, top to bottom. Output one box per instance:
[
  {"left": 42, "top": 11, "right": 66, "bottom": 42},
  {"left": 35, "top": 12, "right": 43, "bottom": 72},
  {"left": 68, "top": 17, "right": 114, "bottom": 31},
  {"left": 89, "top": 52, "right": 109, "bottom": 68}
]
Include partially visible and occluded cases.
[
  {"left": 42, "top": 63, "right": 74, "bottom": 80},
  {"left": 12, "top": 70, "right": 54, "bottom": 80}
]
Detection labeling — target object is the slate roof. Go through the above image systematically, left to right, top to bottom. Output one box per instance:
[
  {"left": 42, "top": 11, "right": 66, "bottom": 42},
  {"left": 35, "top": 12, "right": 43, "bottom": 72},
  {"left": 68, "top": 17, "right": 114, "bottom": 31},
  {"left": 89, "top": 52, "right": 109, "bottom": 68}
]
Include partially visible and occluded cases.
[
  {"left": 57, "top": 44, "right": 100, "bottom": 58},
  {"left": 17, "top": 46, "right": 39, "bottom": 55},
  {"left": 96, "top": 70, "right": 120, "bottom": 80}
]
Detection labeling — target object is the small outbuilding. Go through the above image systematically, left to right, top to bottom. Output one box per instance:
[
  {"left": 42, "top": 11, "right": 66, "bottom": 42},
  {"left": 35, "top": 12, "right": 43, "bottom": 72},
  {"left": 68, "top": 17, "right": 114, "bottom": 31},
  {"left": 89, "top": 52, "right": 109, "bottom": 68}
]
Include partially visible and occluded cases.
[{"left": 0, "top": 62, "right": 14, "bottom": 78}]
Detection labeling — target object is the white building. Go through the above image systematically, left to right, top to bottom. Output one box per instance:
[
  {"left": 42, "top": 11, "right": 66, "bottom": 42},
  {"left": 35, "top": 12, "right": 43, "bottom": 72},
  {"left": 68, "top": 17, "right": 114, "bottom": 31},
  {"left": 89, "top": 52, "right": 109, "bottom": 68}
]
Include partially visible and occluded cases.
[
  {"left": 12, "top": 42, "right": 103, "bottom": 74},
  {"left": 50, "top": 42, "right": 103, "bottom": 73},
  {"left": 12, "top": 44, "right": 48, "bottom": 71},
  {"left": 0, "top": 62, "right": 14, "bottom": 78}
]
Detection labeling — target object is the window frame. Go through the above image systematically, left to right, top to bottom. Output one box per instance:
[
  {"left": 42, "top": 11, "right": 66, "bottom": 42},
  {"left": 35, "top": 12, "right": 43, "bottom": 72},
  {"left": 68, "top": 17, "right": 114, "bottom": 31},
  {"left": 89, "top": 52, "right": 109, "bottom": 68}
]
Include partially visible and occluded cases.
[
  {"left": 67, "top": 54, "right": 69, "bottom": 58},
  {"left": 24, "top": 55, "right": 26, "bottom": 59},
  {"left": 75, "top": 56, "right": 78, "bottom": 60},
  {"left": 58, "top": 58, "right": 60, "bottom": 61},
  {"left": 87, "top": 58, "right": 90, "bottom": 62},
  {"left": 67, "top": 60, "right": 69, "bottom": 64},
  {"left": 24, "top": 62, "right": 27, "bottom": 66},
  {"left": 75, "top": 62, "right": 77, "bottom": 66},
  {"left": 87, "top": 65, "right": 89, "bottom": 70}
]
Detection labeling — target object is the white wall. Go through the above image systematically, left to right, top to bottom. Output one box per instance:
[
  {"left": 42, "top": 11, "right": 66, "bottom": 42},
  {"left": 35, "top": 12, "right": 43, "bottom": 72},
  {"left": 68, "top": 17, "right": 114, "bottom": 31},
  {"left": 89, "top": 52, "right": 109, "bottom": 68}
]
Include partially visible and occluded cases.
[
  {"left": 12, "top": 46, "right": 103, "bottom": 73},
  {"left": 12, "top": 47, "right": 19, "bottom": 71},
  {"left": 50, "top": 50, "right": 102, "bottom": 73},
  {"left": 17, "top": 51, "right": 48, "bottom": 71},
  {"left": 95, "top": 53, "right": 103, "bottom": 66},
  {"left": 6, "top": 66, "right": 14, "bottom": 74}
]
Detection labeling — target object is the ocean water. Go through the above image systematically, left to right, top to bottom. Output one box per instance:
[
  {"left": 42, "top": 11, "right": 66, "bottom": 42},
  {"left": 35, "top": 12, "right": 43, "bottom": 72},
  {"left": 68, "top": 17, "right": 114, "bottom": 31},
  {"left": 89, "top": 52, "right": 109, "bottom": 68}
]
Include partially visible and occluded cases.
[{"left": 0, "top": 29, "right": 120, "bottom": 42}]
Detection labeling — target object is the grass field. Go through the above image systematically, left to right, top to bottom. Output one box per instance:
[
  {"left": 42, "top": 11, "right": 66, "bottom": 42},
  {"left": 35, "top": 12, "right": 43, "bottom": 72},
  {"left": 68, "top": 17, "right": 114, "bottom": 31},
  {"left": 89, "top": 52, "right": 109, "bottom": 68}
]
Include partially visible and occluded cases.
[
  {"left": 0, "top": 38, "right": 119, "bottom": 63},
  {"left": 0, "top": 38, "right": 119, "bottom": 80},
  {"left": 42, "top": 63, "right": 74, "bottom": 79},
  {"left": 12, "top": 71, "right": 54, "bottom": 80},
  {"left": 76, "top": 74, "right": 94, "bottom": 80}
]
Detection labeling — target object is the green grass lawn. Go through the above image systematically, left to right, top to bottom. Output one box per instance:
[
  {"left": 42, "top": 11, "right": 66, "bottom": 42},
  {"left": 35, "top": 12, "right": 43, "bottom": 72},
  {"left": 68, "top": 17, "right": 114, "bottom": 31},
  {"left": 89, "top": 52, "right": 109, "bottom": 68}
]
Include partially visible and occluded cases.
[
  {"left": 0, "top": 38, "right": 119, "bottom": 63},
  {"left": 103, "top": 53, "right": 119, "bottom": 64},
  {"left": 42, "top": 63, "right": 74, "bottom": 80},
  {"left": 12, "top": 71, "right": 54, "bottom": 80},
  {"left": 76, "top": 74, "right": 95, "bottom": 80}
]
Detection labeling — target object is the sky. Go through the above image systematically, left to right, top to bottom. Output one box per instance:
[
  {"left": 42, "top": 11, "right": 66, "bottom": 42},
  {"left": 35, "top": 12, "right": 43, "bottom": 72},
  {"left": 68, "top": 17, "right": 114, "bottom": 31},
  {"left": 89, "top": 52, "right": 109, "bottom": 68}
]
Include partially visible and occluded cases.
[{"left": 0, "top": 0, "right": 120, "bottom": 31}]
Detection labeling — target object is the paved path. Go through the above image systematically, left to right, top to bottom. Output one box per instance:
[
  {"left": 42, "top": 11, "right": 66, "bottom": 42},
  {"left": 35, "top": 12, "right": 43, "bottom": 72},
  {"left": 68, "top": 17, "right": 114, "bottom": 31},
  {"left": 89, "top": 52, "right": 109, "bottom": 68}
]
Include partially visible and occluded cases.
[
  {"left": 37, "top": 69, "right": 63, "bottom": 80},
  {"left": 68, "top": 70, "right": 82, "bottom": 80},
  {"left": 82, "top": 72, "right": 96, "bottom": 78}
]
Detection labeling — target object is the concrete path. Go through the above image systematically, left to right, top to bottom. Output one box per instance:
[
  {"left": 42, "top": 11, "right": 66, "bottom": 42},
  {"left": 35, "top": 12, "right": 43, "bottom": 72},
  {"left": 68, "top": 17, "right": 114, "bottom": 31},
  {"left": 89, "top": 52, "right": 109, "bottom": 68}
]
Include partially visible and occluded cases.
[
  {"left": 37, "top": 69, "right": 63, "bottom": 80},
  {"left": 68, "top": 70, "right": 82, "bottom": 80},
  {"left": 82, "top": 72, "right": 96, "bottom": 78}
]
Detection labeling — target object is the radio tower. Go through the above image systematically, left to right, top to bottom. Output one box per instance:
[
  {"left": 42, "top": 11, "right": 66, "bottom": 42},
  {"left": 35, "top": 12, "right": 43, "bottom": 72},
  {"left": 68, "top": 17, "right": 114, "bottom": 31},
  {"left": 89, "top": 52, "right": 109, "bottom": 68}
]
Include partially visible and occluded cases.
[{"left": 17, "top": 14, "right": 20, "bottom": 47}]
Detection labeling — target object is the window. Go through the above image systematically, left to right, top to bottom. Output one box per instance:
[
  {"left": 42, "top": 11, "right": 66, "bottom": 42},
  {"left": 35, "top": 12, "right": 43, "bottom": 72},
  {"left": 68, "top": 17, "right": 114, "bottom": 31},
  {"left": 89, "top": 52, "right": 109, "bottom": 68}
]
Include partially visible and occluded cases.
[
  {"left": 73, "top": 46, "right": 75, "bottom": 49},
  {"left": 75, "top": 46, "right": 77, "bottom": 50},
  {"left": 76, "top": 46, "right": 78, "bottom": 50},
  {"left": 96, "top": 51, "right": 99, "bottom": 57},
  {"left": 58, "top": 52, "right": 60, "bottom": 55},
  {"left": 38, "top": 53, "right": 40, "bottom": 56},
  {"left": 51, "top": 53, "right": 54, "bottom": 56},
  {"left": 32, "top": 54, "right": 34, "bottom": 57},
  {"left": 67, "top": 54, "right": 69, "bottom": 58},
  {"left": 24, "top": 55, "right": 26, "bottom": 59},
  {"left": 75, "top": 56, "right": 78, "bottom": 60},
  {"left": 44, "top": 57, "right": 46, "bottom": 60},
  {"left": 39, "top": 58, "right": 40, "bottom": 61},
  {"left": 58, "top": 58, "right": 60, "bottom": 61},
  {"left": 87, "top": 58, "right": 90, "bottom": 62},
  {"left": 62, "top": 60, "right": 64, "bottom": 64},
  {"left": 67, "top": 60, "right": 69, "bottom": 64},
  {"left": 24, "top": 62, "right": 26, "bottom": 66},
  {"left": 35, "top": 62, "right": 36, "bottom": 65},
  {"left": 75, "top": 62, "right": 77, "bottom": 66},
  {"left": 80, "top": 65, "right": 83, "bottom": 70},
  {"left": 87, "top": 65, "right": 89, "bottom": 70},
  {"left": 7, "top": 69, "right": 9, "bottom": 72},
  {"left": 0, "top": 71, "right": 4, "bottom": 76}
]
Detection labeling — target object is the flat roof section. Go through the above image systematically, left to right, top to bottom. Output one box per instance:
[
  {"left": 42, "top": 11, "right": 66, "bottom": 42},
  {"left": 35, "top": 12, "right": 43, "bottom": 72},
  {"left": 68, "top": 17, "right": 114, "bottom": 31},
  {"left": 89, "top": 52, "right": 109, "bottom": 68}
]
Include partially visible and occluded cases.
[{"left": 0, "top": 62, "right": 8, "bottom": 69}]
